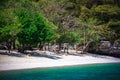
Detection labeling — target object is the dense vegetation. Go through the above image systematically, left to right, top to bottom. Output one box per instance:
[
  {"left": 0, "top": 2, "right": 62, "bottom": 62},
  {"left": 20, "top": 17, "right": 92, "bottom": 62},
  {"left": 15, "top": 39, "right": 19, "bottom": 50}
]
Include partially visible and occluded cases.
[{"left": 0, "top": 0, "right": 120, "bottom": 53}]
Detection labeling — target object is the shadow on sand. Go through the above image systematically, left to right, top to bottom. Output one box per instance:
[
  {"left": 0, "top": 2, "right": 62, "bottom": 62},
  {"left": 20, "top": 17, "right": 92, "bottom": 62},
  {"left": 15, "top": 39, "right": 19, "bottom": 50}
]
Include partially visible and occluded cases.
[
  {"left": 0, "top": 50, "right": 62, "bottom": 60},
  {"left": 0, "top": 51, "right": 25, "bottom": 57},
  {"left": 29, "top": 52, "right": 62, "bottom": 60},
  {"left": 68, "top": 53, "right": 85, "bottom": 56},
  {"left": 86, "top": 53, "right": 116, "bottom": 59}
]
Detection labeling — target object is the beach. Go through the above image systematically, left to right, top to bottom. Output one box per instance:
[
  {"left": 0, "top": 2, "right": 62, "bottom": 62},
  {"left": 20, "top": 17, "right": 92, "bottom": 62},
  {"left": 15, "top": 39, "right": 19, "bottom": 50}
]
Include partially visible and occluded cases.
[{"left": 0, "top": 50, "right": 120, "bottom": 71}]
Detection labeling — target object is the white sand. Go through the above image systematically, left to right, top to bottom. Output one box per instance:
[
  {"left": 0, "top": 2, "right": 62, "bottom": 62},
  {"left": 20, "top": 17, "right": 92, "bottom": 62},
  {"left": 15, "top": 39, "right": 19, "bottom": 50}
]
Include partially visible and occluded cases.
[{"left": 0, "top": 50, "right": 120, "bottom": 71}]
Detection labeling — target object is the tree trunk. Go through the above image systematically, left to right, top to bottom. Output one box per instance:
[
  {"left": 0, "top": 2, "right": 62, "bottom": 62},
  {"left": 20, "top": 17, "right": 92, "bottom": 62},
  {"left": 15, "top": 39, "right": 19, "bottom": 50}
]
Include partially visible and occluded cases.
[
  {"left": 82, "top": 31, "right": 86, "bottom": 53},
  {"left": 12, "top": 39, "right": 16, "bottom": 50},
  {"left": 6, "top": 40, "right": 12, "bottom": 53},
  {"left": 110, "top": 40, "right": 115, "bottom": 47},
  {"left": 82, "top": 41, "right": 91, "bottom": 53},
  {"left": 39, "top": 42, "right": 43, "bottom": 50},
  {"left": 19, "top": 43, "right": 25, "bottom": 53},
  {"left": 22, "top": 43, "right": 25, "bottom": 53},
  {"left": 48, "top": 43, "right": 50, "bottom": 51},
  {"left": 67, "top": 44, "right": 69, "bottom": 54}
]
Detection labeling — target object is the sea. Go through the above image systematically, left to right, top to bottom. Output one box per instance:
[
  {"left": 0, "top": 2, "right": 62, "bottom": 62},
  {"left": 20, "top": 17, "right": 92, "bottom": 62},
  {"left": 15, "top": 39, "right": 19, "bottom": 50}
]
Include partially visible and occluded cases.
[{"left": 0, "top": 63, "right": 120, "bottom": 80}]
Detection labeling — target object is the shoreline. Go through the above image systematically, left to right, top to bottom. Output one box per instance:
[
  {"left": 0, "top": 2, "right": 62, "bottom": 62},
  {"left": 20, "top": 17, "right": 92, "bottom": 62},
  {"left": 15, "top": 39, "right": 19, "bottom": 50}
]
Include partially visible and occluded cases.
[
  {"left": 0, "top": 51, "right": 120, "bottom": 71},
  {"left": 1, "top": 62, "right": 120, "bottom": 72}
]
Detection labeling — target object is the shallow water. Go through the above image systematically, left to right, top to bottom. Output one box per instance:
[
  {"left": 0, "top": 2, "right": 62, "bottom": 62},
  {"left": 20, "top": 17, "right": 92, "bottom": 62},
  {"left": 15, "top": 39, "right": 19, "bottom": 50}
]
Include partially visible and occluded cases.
[{"left": 0, "top": 63, "right": 120, "bottom": 80}]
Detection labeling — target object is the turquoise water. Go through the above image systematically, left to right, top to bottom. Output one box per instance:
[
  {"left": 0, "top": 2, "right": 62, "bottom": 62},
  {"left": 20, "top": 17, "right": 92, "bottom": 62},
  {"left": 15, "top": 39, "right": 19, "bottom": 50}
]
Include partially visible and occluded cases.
[{"left": 0, "top": 63, "right": 120, "bottom": 80}]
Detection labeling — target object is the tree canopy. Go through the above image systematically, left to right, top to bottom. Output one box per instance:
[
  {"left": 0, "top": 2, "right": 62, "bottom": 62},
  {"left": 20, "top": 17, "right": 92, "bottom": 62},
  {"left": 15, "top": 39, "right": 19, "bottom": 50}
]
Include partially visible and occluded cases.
[{"left": 0, "top": 0, "right": 120, "bottom": 50}]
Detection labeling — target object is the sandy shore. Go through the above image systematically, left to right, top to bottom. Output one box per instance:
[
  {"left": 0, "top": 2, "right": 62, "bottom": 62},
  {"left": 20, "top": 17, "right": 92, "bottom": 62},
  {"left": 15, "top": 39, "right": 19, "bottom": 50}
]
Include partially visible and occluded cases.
[{"left": 0, "top": 50, "right": 120, "bottom": 71}]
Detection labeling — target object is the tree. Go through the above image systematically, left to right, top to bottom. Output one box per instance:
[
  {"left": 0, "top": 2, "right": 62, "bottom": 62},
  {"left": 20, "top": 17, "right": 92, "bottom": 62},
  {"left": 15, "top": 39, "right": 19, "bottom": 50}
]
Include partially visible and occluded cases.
[
  {"left": 0, "top": 0, "right": 120, "bottom": 54},
  {"left": 92, "top": 4, "right": 120, "bottom": 45},
  {"left": 94, "top": 5, "right": 120, "bottom": 23},
  {"left": 0, "top": 7, "right": 22, "bottom": 51},
  {"left": 16, "top": 8, "right": 58, "bottom": 51},
  {"left": 78, "top": 18, "right": 100, "bottom": 53},
  {"left": 108, "top": 21, "right": 120, "bottom": 44},
  {"left": 57, "top": 30, "right": 82, "bottom": 53}
]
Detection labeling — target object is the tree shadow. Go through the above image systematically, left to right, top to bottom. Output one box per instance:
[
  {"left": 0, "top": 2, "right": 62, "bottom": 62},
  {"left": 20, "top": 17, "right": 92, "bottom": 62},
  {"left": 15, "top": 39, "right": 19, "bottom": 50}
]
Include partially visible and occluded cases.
[
  {"left": 0, "top": 50, "right": 62, "bottom": 60},
  {"left": 0, "top": 51, "right": 25, "bottom": 57},
  {"left": 22, "top": 51, "right": 62, "bottom": 60},
  {"left": 33, "top": 53, "right": 61, "bottom": 60},
  {"left": 67, "top": 53, "right": 85, "bottom": 56},
  {"left": 87, "top": 53, "right": 115, "bottom": 59}
]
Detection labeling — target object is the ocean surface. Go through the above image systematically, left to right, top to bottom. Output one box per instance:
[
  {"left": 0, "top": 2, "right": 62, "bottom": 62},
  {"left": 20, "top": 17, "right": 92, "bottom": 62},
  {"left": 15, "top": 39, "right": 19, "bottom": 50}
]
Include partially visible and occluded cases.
[{"left": 0, "top": 63, "right": 120, "bottom": 80}]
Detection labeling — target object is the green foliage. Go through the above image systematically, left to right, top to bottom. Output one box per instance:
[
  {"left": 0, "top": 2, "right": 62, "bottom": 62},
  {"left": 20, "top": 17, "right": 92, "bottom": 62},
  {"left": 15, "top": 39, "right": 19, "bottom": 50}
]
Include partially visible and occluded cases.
[
  {"left": 0, "top": 0, "right": 120, "bottom": 49},
  {"left": 94, "top": 5, "right": 120, "bottom": 22},
  {"left": 79, "top": 6, "right": 90, "bottom": 21},
  {"left": 0, "top": 8, "right": 21, "bottom": 42},
  {"left": 16, "top": 8, "right": 57, "bottom": 45},
  {"left": 79, "top": 18, "right": 100, "bottom": 44},
  {"left": 108, "top": 21, "right": 120, "bottom": 40},
  {"left": 109, "top": 21, "right": 120, "bottom": 32},
  {"left": 58, "top": 31, "right": 82, "bottom": 45},
  {"left": 68, "top": 31, "right": 82, "bottom": 45}
]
